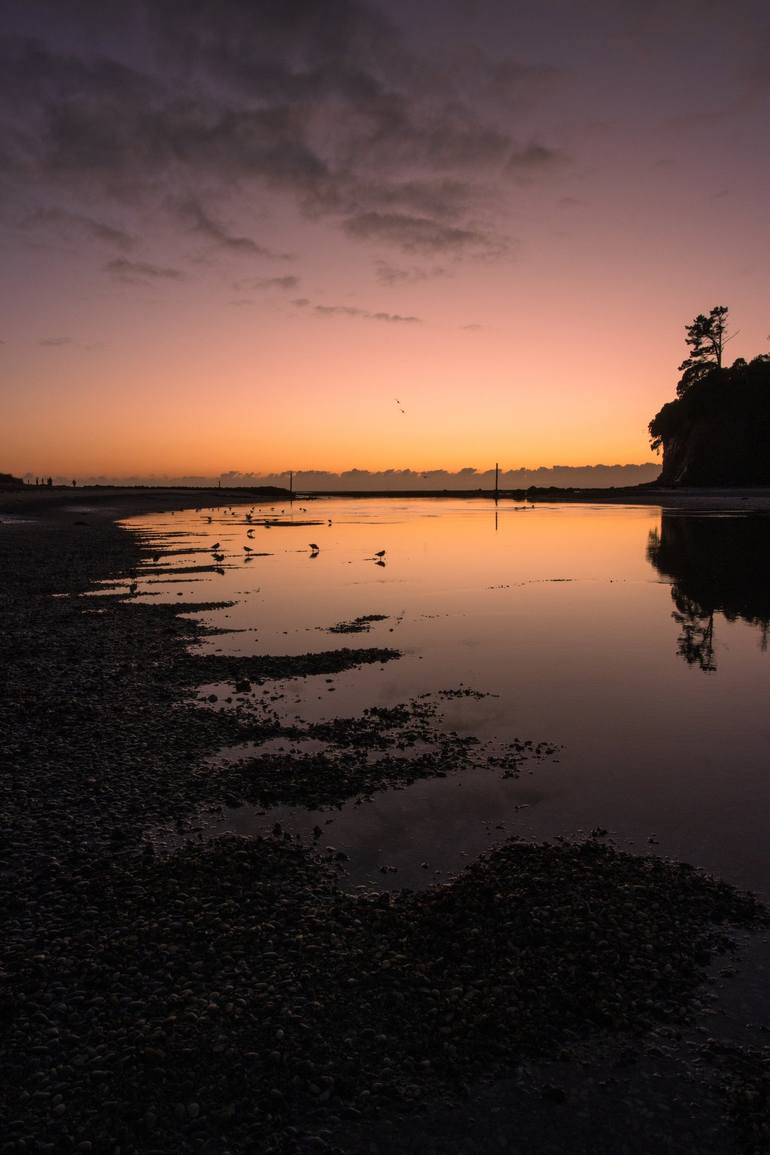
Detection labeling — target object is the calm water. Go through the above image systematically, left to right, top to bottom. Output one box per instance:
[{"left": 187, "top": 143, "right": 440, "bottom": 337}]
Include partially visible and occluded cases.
[{"left": 116, "top": 499, "right": 770, "bottom": 896}]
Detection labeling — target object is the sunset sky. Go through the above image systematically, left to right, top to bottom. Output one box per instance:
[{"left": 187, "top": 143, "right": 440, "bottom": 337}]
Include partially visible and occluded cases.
[{"left": 2, "top": 0, "right": 769, "bottom": 480}]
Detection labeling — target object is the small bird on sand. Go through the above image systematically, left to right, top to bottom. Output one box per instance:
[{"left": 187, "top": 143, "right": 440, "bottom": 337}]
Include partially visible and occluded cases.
[
  {"left": 246, "top": 528, "right": 255, "bottom": 538},
  {"left": 210, "top": 542, "right": 220, "bottom": 550},
  {"left": 309, "top": 543, "right": 320, "bottom": 552},
  {"left": 244, "top": 545, "right": 253, "bottom": 552},
  {"left": 374, "top": 550, "right": 386, "bottom": 558}
]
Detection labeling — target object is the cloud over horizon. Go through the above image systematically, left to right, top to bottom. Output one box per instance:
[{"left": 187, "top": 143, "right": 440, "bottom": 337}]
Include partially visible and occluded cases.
[{"left": 35, "top": 463, "right": 661, "bottom": 490}]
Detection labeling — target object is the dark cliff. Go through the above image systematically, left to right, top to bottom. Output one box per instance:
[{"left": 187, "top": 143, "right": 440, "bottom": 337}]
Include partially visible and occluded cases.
[{"left": 649, "top": 356, "right": 770, "bottom": 486}]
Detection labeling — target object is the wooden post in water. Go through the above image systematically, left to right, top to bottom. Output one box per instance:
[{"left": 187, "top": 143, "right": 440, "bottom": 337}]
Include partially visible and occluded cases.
[
  {"left": 494, "top": 461, "right": 499, "bottom": 503},
  {"left": 289, "top": 471, "right": 294, "bottom": 501}
]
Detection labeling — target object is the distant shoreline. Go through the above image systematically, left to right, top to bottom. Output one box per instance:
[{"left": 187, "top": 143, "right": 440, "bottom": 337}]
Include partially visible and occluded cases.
[{"left": 5, "top": 483, "right": 770, "bottom": 519}]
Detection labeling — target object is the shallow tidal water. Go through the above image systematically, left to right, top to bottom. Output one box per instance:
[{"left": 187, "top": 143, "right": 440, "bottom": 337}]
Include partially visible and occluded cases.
[{"left": 116, "top": 498, "right": 770, "bottom": 898}]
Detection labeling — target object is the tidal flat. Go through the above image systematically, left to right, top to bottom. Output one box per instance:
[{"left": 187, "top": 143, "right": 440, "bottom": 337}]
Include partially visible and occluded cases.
[{"left": 3, "top": 488, "right": 770, "bottom": 1154}]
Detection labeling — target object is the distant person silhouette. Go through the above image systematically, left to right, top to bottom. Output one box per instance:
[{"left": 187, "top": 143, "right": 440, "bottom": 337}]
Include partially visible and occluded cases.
[
  {"left": 47, "top": 477, "right": 52, "bottom": 487},
  {"left": 72, "top": 479, "right": 76, "bottom": 488}
]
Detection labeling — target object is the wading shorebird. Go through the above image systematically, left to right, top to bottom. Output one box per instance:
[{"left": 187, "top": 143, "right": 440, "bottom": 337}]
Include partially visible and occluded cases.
[
  {"left": 210, "top": 542, "right": 220, "bottom": 550},
  {"left": 309, "top": 543, "right": 320, "bottom": 552},
  {"left": 374, "top": 550, "right": 386, "bottom": 558}
]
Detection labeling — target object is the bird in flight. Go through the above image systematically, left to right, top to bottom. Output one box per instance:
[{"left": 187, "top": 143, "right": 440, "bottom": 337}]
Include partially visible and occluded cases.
[{"left": 394, "top": 398, "right": 406, "bottom": 414}]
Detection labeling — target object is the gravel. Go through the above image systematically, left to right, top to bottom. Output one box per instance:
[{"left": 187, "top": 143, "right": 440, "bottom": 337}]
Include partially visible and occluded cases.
[{"left": 2, "top": 493, "right": 769, "bottom": 1153}]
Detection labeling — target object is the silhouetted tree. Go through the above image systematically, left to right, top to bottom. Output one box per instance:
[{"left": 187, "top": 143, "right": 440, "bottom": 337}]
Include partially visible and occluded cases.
[{"left": 676, "top": 305, "right": 729, "bottom": 396}]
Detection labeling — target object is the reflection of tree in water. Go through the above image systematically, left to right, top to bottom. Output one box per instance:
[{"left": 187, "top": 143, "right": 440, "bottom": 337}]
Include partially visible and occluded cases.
[{"left": 647, "top": 514, "right": 770, "bottom": 671}]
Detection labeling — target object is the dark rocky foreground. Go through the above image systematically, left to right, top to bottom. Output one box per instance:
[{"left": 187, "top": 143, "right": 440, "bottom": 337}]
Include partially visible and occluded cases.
[{"left": 2, "top": 495, "right": 770, "bottom": 1154}]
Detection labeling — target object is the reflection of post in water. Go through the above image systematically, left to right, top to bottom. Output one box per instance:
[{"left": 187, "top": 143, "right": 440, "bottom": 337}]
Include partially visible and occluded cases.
[{"left": 647, "top": 513, "right": 770, "bottom": 671}]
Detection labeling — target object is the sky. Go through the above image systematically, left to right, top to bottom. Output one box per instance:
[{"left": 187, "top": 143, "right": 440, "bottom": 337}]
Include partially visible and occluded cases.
[{"left": 1, "top": 0, "right": 769, "bottom": 481}]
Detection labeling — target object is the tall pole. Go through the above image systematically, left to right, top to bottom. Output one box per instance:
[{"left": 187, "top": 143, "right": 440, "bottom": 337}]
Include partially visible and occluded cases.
[
  {"left": 494, "top": 461, "right": 499, "bottom": 503},
  {"left": 289, "top": 470, "right": 294, "bottom": 501}
]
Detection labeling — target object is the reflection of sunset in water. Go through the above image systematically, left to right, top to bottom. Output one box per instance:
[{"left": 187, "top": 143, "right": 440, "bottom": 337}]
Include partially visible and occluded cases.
[{"left": 118, "top": 500, "right": 770, "bottom": 896}]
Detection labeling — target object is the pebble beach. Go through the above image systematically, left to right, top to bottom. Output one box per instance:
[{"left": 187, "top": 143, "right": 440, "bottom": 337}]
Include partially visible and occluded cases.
[{"left": 3, "top": 488, "right": 770, "bottom": 1154}]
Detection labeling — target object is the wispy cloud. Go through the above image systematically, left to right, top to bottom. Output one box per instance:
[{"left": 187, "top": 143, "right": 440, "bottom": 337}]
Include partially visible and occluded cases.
[
  {"left": 505, "top": 142, "right": 568, "bottom": 176},
  {"left": 172, "top": 198, "right": 290, "bottom": 259},
  {"left": 22, "top": 207, "right": 135, "bottom": 251},
  {"left": 344, "top": 212, "right": 506, "bottom": 256},
  {"left": 104, "top": 258, "right": 184, "bottom": 283},
  {"left": 374, "top": 260, "right": 448, "bottom": 286},
  {"left": 233, "top": 275, "right": 300, "bottom": 292},
  {"left": 292, "top": 298, "right": 420, "bottom": 323},
  {"left": 38, "top": 336, "right": 72, "bottom": 347}
]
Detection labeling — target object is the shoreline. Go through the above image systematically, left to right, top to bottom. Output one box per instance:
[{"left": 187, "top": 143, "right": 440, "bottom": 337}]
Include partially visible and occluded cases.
[
  {"left": 5, "top": 482, "right": 770, "bottom": 522},
  {"left": 3, "top": 493, "right": 770, "bottom": 1152}
]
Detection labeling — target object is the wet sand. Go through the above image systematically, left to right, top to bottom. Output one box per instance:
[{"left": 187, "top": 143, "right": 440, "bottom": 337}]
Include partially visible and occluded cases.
[{"left": 3, "top": 486, "right": 770, "bottom": 1153}]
